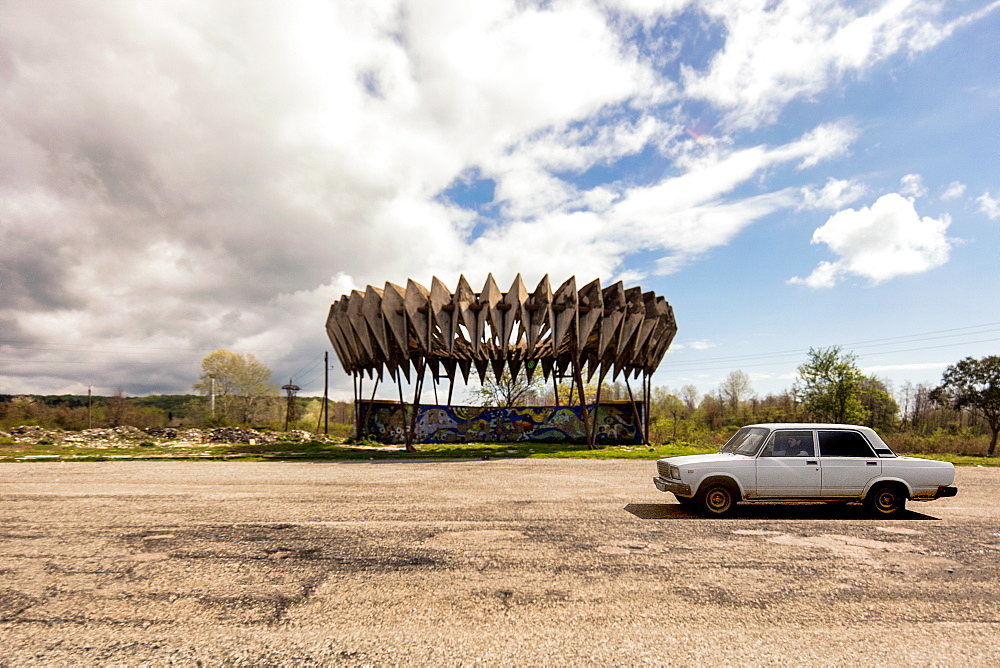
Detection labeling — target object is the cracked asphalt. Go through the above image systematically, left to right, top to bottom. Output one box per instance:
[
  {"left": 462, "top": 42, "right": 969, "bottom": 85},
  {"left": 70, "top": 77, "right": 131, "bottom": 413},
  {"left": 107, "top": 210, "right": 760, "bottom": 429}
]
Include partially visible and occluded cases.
[{"left": 1, "top": 460, "right": 998, "bottom": 665}]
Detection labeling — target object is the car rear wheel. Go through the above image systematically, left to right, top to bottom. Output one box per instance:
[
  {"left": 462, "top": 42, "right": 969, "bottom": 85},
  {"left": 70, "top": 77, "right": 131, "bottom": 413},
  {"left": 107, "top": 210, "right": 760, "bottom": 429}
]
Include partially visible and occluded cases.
[
  {"left": 696, "top": 481, "right": 737, "bottom": 518},
  {"left": 865, "top": 483, "right": 906, "bottom": 517}
]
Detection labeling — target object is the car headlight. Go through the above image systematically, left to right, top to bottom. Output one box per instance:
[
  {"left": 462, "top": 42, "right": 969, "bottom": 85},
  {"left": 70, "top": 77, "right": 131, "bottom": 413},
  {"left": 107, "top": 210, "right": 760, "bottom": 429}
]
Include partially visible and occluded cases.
[{"left": 669, "top": 465, "right": 681, "bottom": 480}]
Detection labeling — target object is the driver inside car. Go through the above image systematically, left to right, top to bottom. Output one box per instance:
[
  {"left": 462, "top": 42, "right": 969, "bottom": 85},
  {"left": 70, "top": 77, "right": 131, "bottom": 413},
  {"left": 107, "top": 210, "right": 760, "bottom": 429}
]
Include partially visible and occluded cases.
[{"left": 777, "top": 436, "right": 812, "bottom": 457}]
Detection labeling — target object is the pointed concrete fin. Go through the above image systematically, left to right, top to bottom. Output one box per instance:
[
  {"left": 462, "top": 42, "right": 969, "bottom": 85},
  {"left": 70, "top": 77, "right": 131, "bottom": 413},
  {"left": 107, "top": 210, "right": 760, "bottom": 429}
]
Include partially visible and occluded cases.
[
  {"left": 500, "top": 273, "right": 527, "bottom": 353},
  {"left": 480, "top": 274, "right": 503, "bottom": 349},
  {"left": 526, "top": 274, "right": 552, "bottom": 355},
  {"left": 454, "top": 275, "right": 477, "bottom": 349},
  {"left": 429, "top": 276, "right": 452, "bottom": 353},
  {"left": 551, "top": 276, "right": 578, "bottom": 352},
  {"left": 577, "top": 278, "right": 604, "bottom": 348},
  {"left": 404, "top": 279, "right": 431, "bottom": 353},
  {"left": 597, "top": 281, "right": 625, "bottom": 359},
  {"left": 381, "top": 282, "right": 408, "bottom": 353},
  {"left": 362, "top": 285, "right": 389, "bottom": 359},
  {"left": 616, "top": 287, "right": 645, "bottom": 358},
  {"left": 346, "top": 291, "right": 375, "bottom": 359},
  {"left": 330, "top": 302, "right": 361, "bottom": 367},
  {"left": 326, "top": 304, "right": 354, "bottom": 373},
  {"left": 540, "top": 356, "right": 554, "bottom": 381},
  {"left": 441, "top": 358, "right": 457, "bottom": 383},
  {"left": 475, "top": 358, "right": 489, "bottom": 385},
  {"left": 490, "top": 358, "right": 506, "bottom": 382},
  {"left": 458, "top": 359, "right": 472, "bottom": 384}
]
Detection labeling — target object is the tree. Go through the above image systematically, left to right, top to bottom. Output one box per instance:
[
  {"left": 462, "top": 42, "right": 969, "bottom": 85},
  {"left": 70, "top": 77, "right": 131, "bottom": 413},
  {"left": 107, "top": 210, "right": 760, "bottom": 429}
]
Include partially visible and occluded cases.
[
  {"left": 795, "top": 346, "right": 868, "bottom": 424},
  {"left": 193, "top": 350, "right": 278, "bottom": 426},
  {"left": 931, "top": 356, "right": 1000, "bottom": 456},
  {"left": 469, "top": 369, "right": 545, "bottom": 409},
  {"left": 720, "top": 370, "right": 754, "bottom": 414},
  {"left": 859, "top": 375, "right": 899, "bottom": 431},
  {"left": 680, "top": 384, "right": 700, "bottom": 413},
  {"left": 649, "top": 386, "right": 688, "bottom": 441},
  {"left": 107, "top": 387, "right": 129, "bottom": 427}
]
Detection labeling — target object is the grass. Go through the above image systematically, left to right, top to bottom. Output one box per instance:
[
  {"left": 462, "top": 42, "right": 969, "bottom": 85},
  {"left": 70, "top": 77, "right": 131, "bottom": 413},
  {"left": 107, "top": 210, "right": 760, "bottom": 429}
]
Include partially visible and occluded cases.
[
  {"left": 0, "top": 437, "right": 996, "bottom": 466},
  {"left": 0, "top": 438, "right": 714, "bottom": 463},
  {"left": 894, "top": 452, "right": 1000, "bottom": 467}
]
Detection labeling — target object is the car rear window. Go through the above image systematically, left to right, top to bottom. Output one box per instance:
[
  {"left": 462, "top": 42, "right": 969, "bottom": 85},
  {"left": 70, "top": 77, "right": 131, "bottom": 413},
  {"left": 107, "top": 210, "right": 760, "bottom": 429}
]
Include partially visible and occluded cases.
[{"left": 818, "top": 430, "right": 876, "bottom": 458}]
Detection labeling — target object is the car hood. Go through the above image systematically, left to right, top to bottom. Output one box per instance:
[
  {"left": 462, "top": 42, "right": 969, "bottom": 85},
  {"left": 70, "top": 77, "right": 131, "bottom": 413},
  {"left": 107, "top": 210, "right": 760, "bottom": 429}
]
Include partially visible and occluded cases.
[{"left": 660, "top": 453, "right": 751, "bottom": 466}]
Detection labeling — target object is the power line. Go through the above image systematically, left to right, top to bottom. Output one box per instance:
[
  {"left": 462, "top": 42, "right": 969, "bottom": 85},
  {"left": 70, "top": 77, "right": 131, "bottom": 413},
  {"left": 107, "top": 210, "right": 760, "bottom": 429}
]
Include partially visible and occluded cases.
[
  {"left": 665, "top": 322, "right": 1000, "bottom": 369},
  {"left": 665, "top": 337, "right": 1000, "bottom": 373},
  {"left": 288, "top": 351, "right": 324, "bottom": 381}
]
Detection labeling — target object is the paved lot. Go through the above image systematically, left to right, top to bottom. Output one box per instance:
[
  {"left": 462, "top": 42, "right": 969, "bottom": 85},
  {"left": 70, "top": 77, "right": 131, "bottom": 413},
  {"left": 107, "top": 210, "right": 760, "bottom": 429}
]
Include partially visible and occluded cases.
[{"left": 1, "top": 460, "right": 998, "bottom": 665}]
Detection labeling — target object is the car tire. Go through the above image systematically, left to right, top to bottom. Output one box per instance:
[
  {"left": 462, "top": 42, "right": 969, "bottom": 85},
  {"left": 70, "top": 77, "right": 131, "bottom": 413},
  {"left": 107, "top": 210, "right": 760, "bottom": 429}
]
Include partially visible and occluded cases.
[
  {"left": 696, "top": 480, "right": 737, "bottom": 518},
  {"left": 865, "top": 483, "right": 907, "bottom": 518}
]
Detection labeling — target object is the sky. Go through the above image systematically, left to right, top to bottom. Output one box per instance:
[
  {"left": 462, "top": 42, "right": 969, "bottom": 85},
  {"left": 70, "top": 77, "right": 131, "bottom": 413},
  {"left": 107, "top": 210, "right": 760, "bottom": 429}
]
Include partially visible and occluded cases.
[{"left": 2, "top": 0, "right": 999, "bottom": 405}]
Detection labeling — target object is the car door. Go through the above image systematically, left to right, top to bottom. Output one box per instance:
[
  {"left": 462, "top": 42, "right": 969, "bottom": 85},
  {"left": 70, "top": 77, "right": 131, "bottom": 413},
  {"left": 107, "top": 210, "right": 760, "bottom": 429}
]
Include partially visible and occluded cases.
[
  {"left": 754, "top": 430, "right": 822, "bottom": 497},
  {"left": 818, "top": 430, "right": 881, "bottom": 496}
]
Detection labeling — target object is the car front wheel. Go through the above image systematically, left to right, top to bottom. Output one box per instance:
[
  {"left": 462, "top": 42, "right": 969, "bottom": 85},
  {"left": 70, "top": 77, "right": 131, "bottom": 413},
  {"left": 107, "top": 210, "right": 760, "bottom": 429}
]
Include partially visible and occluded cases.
[
  {"left": 697, "top": 481, "right": 737, "bottom": 518},
  {"left": 865, "top": 483, "right": 907, "bottom": 517},
  {"left": 674, "top": 493, "right": 696, "bottom": 509}
]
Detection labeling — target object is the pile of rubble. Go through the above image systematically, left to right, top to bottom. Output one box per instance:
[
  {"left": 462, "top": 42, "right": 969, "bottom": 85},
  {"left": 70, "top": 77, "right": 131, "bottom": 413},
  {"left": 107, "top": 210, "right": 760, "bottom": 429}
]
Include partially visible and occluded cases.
[
  {"left": 0, "top": 425, "right": 333, "bottom": 446},
  {"left": 206, "top": 427, "right": 267, "bottom": 444}
]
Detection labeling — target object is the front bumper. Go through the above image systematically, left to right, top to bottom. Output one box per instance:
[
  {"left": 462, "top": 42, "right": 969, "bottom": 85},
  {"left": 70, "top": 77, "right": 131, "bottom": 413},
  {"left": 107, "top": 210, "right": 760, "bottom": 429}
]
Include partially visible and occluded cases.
[{"left": 653, "top": 476, "right": 691, "bottom": 496}]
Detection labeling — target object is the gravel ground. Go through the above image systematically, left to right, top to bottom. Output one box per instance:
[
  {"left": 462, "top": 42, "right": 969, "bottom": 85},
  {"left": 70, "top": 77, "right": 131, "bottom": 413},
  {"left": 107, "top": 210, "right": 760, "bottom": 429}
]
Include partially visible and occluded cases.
[{"left": 0, "top": 460, "right": 997, "bottom": 666}]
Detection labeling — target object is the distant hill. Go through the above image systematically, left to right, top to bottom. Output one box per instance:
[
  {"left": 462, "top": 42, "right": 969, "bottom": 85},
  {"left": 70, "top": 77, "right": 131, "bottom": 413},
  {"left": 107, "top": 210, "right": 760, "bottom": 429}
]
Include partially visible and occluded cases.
[{"left": 0, "top": 394, "right": 205, "bottom": 419}]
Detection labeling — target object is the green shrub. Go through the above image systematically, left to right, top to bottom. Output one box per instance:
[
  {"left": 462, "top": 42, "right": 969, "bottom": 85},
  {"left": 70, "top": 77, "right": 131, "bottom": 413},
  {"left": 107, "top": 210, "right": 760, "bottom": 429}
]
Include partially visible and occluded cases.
[{"left": 344, "top": 435, "right": 383, "bottom": 447}]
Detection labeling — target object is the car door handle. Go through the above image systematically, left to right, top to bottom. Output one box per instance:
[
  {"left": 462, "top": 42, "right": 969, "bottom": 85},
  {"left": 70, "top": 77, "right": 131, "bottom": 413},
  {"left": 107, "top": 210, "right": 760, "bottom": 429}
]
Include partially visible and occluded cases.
[
  {"left": 806, "top": 460, "right": 818, "bottom": 465},
  {"left": 866, "top": 461, "right": 878, "bottom": 466}
]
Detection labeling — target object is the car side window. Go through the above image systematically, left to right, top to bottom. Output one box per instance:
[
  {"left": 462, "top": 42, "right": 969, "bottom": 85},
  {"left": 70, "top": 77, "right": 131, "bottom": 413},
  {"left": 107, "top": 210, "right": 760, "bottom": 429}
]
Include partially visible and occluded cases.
[
  {"left": 761, "top": 430, "right": 814, "bottom": 457},
  {"left": 818, "top": 430, "right": 876, "bottom": 458}
]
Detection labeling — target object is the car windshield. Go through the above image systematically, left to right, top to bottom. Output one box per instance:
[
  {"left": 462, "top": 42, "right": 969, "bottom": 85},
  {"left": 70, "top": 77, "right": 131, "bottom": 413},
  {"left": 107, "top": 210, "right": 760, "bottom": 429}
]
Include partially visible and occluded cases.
[{"left": 719, "top": 427, "right": 769, "bottom": 456}]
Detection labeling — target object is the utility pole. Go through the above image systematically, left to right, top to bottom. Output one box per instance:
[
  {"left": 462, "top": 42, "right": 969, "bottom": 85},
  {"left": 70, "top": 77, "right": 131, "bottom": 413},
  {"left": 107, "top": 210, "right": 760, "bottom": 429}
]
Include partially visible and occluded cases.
[
  {"left": 323, "top": 351, "right": 329, "bottom": 435},
  {"left": 210, "top": 377, "right": 215, "bottom": 417},
  {"left": 88, "top": 386, "right": 92, "bottom": 429}
]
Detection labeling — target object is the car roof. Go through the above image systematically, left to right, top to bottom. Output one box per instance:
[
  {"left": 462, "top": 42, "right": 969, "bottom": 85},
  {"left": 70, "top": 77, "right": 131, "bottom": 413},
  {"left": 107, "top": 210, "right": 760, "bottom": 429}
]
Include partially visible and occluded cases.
[{"left": 740, "top": 423, "right": 874, "bottom": 431}]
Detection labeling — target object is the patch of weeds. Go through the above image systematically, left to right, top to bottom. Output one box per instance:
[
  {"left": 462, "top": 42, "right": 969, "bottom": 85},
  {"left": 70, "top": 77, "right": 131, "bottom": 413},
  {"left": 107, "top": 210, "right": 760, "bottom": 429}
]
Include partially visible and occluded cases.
[
  {"left": 344, "top": 435, "right": 384, "bottom": 447},
  {"left": 36, "top": 438, "right": 55, "bottom": 446},
  {"left": 138, "top": 439, "right": 156, "bottom": 447}
]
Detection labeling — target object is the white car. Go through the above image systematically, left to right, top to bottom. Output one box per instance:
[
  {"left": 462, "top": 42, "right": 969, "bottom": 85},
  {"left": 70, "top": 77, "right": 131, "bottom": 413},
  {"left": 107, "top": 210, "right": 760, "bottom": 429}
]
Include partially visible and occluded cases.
[{"left": 653, "top": 423, "right": 957, "bottom": 517}]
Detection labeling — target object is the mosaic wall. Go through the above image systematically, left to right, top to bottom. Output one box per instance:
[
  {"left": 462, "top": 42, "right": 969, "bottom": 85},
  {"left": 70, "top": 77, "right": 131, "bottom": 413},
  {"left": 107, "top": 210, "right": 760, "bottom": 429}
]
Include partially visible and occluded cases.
[{"left": 360, "top": 401, "right": 643, "bottom": 445}]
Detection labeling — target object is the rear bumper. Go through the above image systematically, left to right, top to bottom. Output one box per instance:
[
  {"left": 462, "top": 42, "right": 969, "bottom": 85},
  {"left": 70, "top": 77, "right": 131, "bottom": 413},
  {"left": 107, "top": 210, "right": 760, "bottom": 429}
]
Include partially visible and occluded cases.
[
  {"left": 653, "top": 476, "right": 691, "bottom": 496},
  {"left": 936, "top": 485, "right": 958, "bottom": 498}
]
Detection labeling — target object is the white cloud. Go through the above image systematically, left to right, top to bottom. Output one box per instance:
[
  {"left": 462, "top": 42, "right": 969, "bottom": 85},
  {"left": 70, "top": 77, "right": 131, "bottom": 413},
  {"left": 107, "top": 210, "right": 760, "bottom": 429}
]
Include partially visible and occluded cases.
[
  {"left": 0, "top": 0, "right": 994, "bottom": 395},
  {"left": 682, "top": 1, "right": 998, "bottom": 129},
  {"left": 899, "top": 173, "right": 927, "bottom": 198},
  {"left": 800, "top": 177, "right": 867, "bottom": 210},
  {"left": 941, "top": 181, "right": 966, "bottom": 200},
  {"left": 977, "top": 191, "right": 1000, "bottom": 220},
  {"left": 789, "top": 193, "right": 952, "bottom": 288},
  {"left": 789, "top": 260, "right": 842, "bottom": 290}
]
